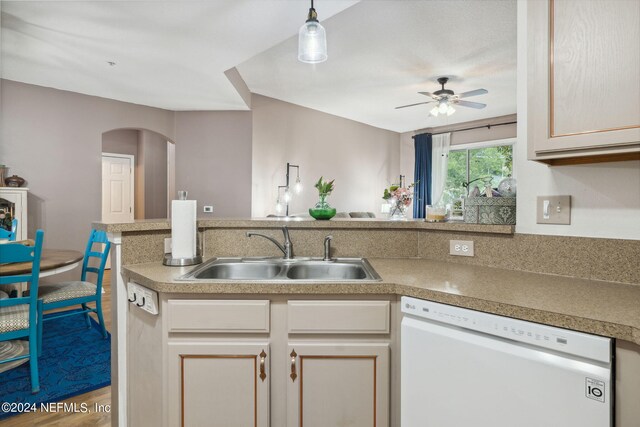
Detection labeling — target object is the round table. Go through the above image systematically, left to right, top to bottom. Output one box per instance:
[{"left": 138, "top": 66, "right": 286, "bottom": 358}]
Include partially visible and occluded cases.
[
  {"left": 0, "top": 249, "right": 83, "bottom": 372},
  {"left": 0, "top": 249, "right": 84, "bottom": 277}
]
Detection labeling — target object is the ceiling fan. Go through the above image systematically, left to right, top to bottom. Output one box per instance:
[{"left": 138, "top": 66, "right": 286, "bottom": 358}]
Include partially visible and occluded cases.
[{"left": 395, "top": 77, "right": 488, "bottom": 117}]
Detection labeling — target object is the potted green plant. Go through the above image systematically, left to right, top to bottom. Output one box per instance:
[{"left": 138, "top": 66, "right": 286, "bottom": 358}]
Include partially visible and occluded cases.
[{"left": 309, "top": 177, "right": 337, "bottom": 220}]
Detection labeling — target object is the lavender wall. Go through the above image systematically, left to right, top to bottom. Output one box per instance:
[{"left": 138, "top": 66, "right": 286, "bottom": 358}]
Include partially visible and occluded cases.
[
  {"left": 0, "top": 80, "right": 175, "bottom": 252},
  {"left": 1, "top": 80, "right": 253, "bottom": 252},
  {"left": 251, "top": 94, "right": 400, "bottom": 217},
  {"left": 174, "top": 111, "right": 253, "bottom": 218},
  {"left": 102, "top": 129, "right": 139, "bottom": 157},
  {"left": 138, "top": 130, "right": 168, "bottom": 219}
]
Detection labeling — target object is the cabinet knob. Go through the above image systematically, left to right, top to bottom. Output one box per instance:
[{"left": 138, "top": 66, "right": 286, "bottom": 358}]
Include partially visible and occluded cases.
[
  {"left": 290, "top": 349, "right": 297, "bottom": 382},
  {"left": 259, "top": 350, "right": 267, "bottom": 382}
]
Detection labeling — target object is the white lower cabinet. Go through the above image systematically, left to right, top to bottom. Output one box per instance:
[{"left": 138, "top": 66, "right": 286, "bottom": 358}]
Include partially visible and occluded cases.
[
  {"left": 129, "top": 296, "right": 393, "bottom": 427},
  {"left": 167, "top": 342, "right": 270, "bottom": 427},
  {"left": 286, "top": 343, "right": 390, "bottom": 427}
]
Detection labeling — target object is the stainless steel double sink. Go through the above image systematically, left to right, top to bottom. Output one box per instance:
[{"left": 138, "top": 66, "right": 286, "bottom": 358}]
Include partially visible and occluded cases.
[{"left": 178, "top": 257, "right": 382, "bottom": 282}]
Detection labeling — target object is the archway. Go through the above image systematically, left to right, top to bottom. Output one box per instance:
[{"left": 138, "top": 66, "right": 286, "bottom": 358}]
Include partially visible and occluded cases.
[{"left": 101, "top": 128, "right": 176, "bottom": 221}]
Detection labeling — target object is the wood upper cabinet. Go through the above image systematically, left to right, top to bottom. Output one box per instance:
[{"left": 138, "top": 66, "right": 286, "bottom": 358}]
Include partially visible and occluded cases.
[
  {"left": 527, "top": 0, "right": 640, "bottom": 164},
  {"left": 167, "top": 342, "right": 270, "bottom": 427},
  {"left": 286, "top": 343, "right": 390, "bottom": 427}
]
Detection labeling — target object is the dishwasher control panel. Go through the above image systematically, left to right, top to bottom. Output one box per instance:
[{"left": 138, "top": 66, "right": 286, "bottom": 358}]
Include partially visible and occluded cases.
[{"left": 401, "top": 296, "right": 611, "bottom": 364}]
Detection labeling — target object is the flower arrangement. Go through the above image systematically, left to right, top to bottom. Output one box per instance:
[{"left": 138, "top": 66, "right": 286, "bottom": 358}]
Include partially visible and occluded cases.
[{"left": 382, "top": 182, "right": 415, "bottom": 219}]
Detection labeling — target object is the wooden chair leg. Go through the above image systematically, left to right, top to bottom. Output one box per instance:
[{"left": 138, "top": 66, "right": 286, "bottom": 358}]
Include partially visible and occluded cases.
[{"left": 81, "top": 303, "right": 91, "bottom": 328}]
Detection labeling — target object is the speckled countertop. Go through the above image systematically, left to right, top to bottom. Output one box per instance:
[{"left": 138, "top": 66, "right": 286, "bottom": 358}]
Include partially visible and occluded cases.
[
  {"left": 93, "top": 218, "right": 514, "bottom": 234},
  {"left": 122, "top": 258, "right": 640, "bottom": 345}
]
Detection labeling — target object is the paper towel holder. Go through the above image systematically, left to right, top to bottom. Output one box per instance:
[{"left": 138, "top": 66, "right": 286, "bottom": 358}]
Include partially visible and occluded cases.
[{"left": 162, "top": 231, "right": 203, "bottom": 267}]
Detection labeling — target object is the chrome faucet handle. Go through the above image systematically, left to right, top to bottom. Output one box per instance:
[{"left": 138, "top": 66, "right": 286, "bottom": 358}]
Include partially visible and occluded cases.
[
  {"left": 281, "top": 226, "right": 293, "bottom": 259},
  {"left": 323, "top": 235, "right": 333, "bottom": 261}
]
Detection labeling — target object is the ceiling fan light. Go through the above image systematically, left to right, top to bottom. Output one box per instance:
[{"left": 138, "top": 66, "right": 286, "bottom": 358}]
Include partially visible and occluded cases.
[
  {"left": 298, "top": 3, "right": 327, "bottom": 64},
  {"left": 438, "top": 102, "right": 448, "bottom": 114},
  {"left": 446, "top": 105, "right": 456, "bottom": 116},
  {"left": 430, "top": 106, "right": 439, "bottom": 117}
]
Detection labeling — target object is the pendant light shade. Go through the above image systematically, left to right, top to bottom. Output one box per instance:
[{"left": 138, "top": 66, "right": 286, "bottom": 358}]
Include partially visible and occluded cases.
[{"left": 298, "top": 0, "right": 327, "bottom": 63}]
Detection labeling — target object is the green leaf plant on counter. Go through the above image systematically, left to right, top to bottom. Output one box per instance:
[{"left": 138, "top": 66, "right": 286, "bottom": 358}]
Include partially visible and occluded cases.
[
  {"left": 314, "top": 176, "right": 335, "bottom": 196},
  {"left": 310, "top": 177, "right": 337, "bottom": 220}
]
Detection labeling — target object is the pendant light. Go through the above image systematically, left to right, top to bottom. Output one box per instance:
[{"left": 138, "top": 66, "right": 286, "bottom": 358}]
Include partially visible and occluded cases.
[{"left": 298, "top": 0, "right": 327, "bottom": 63}]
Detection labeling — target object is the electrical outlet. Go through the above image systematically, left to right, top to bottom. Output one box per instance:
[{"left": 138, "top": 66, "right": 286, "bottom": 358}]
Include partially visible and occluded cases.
[
  {"left": 203, "top": 206, "right": 213, "bottom": 213},
  {"left": 164, "top": 238, "right": 172, "bottom": 254},
  {"left": 450, "top": 240, "right": 475, "bottom": 257}
]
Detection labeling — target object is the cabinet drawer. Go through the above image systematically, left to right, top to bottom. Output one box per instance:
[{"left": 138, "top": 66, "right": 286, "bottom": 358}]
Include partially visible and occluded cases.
[
  {"left": 167, "top": 300, "right": 270, "bottom": 333},
  {"left": 288, "top": 300, "right": 390, "bottom": 334}
]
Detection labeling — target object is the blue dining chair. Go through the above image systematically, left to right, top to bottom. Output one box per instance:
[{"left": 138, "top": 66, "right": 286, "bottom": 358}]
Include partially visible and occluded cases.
[
  {"left": 0, "top": 218, "right": 18, "bottom": 241},
  {"left": 0, "top": 229, "right": 44, "bottom": 393},
  {"left": 36, "top": 230, "right": 110, "bottom": 350}
]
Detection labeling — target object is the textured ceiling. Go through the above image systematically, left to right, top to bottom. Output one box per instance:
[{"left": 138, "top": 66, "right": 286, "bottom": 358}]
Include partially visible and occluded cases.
[
  {"left": 0, "top": 0, "right": 357, "bottom": 110},
  {"left": 238, "top": 0, "right": 517, "bottom": 132},
  {"left": 1, "top": 1, "right": 517, "bottom": 132}
]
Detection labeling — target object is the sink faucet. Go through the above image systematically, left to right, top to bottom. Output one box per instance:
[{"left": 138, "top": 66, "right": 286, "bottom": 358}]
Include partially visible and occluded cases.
[
  {"left": 246, "top": 226, "right": 294, "bottom": 259},
  {"left": 323, "top": 235, "right": 333, "bottom": 261}
]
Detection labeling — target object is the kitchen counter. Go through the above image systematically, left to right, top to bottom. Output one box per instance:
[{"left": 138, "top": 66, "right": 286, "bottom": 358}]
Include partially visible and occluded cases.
[
  {"left": 94, "top": 217, "right": 515, "bottom": 234},
  {"left": 123, "top": 257, "right": 640, "bottom": 345}
]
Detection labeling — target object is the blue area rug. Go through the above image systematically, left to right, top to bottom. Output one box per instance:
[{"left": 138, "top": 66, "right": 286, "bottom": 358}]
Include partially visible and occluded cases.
[{"left": 0, "top": 312, "right": 111, "bottom": 419}]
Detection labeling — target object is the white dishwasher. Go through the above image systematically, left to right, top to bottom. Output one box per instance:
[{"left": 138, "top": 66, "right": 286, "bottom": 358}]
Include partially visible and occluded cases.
[{"left": 401, "top": 296, "right": 612, "bottom": 427}]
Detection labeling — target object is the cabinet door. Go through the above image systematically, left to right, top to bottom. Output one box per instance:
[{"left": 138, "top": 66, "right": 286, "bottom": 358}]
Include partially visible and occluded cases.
[
  {"left": 528, "top": 0, "right": 640, "bottom": 160},
  {"left": 168, "top": 342, "right": 270, "bottom": 427},
  {"left": 287, "top": 343, "right": 389, "bottom": 427}
]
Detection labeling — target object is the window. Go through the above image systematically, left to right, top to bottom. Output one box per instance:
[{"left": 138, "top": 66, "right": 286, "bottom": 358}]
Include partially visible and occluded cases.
[{"left": 442, "top": 142, "right": 514, "bottom": 207}]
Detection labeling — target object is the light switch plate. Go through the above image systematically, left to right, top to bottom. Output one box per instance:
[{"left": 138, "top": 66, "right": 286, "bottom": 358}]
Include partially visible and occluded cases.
[
  {"left": 536, "top": 195, "right": 571, "bottom": 225},
  {"left": 164, "top": 238, "right": 172, "bottom": 254},
  {"left": 450, "top": 240, "right": 474, "bottom": 257}
]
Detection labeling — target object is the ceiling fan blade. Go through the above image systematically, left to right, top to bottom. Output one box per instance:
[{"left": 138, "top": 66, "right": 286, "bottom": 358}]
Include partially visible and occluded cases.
[
  {"left": 458, "top": 88, "right": 488, "bottom": 98},
  {"left": 418, "top": 91, "right": 437, "bottom": 98},
  {"left": 456, "top": 100, "right": 487, "bottom": 109},
  {"left": 395, "top": 101, "right": 435, "bottom": 109}
]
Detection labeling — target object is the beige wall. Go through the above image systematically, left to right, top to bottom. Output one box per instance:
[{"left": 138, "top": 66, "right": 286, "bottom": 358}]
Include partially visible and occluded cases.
[
  {"left": 251, "top": 94, "right": 401, "bottom": 217},
  {"left": 174, "top": 111, "right": 253, "bottom": 218}
]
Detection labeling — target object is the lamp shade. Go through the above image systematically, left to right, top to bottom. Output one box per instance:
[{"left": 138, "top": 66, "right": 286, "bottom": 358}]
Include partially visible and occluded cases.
[{"left": 298, "top": 20, "right": 327, "bottom": 63}]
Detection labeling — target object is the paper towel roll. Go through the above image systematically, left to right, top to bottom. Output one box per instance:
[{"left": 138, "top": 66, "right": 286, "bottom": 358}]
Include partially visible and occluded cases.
[{"left": 171, "top": 200, "right": 197, "bottom": 259}]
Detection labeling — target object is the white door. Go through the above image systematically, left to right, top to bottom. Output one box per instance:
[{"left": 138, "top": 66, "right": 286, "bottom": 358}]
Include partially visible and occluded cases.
[{"left": 102, "top": 154, "right": 134, "bottom": 223}]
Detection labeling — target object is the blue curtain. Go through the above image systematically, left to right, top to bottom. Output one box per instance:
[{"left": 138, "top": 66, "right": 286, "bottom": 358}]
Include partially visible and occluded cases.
[{"left": 413, "top": 133, "right": 432, "bottom": 218}]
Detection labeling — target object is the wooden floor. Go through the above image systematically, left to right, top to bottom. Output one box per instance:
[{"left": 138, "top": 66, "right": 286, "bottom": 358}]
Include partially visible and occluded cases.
[{"left": 4, "top": 270, "right": 113, "bottom": 427}]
